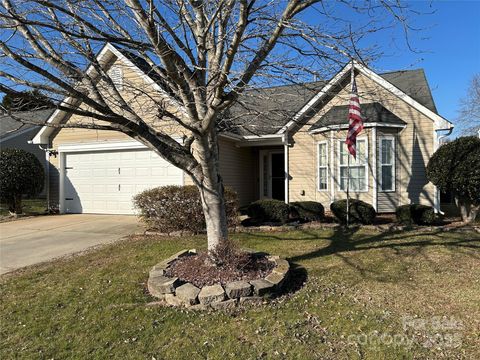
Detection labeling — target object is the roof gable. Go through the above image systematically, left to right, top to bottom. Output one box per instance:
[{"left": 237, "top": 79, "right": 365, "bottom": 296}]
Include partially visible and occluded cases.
[
  {"left": 32, "top": 43, "right": 175, "bottom": 144},
  {"left": 277, "top": 61, "right": 453, "bottom": 134}
]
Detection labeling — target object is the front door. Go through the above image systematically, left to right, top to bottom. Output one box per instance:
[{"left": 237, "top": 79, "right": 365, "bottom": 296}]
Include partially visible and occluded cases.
[{"left": 260, "top": 151, "right": 285, "bottom": 201}]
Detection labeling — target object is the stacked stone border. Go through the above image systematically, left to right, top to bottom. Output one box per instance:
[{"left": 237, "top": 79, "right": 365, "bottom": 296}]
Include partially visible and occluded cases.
[{"left": 147, "top": 249, "right": 290, "bottom": 310}]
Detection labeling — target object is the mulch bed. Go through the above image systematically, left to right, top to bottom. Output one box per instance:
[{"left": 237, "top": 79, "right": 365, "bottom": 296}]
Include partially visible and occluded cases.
[{"left": 164, "top": 251, "right": 275, "bottom": 288}]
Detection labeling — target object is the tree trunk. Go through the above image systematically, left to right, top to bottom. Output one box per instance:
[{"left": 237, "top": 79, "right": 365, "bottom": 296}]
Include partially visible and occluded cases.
[
  {"left": 195, "top": 132, "right": 229, "bottom": 252},
  {"left": 199, "top": 176, "right": 228, "bottom": 252},
  {"left": 8, "top": 195, "right": 23, "bottom": 215},
  {"left": 455, "top": 195, "right": 479, "bottom": 223}
]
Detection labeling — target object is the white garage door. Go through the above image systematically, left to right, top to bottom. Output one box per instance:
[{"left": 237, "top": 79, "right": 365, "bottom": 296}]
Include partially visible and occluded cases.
[{"left": 64, "top": 149, "right": 183, "bottom": 214}]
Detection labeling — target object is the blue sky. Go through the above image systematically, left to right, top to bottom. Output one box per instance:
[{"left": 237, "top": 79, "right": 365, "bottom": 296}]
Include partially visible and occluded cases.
[
  {"left": 1, "top": 1, "right": 478, "bottom": 135},
  {"left": 364, "top": 1, "right": 479, "bottom": 134}
]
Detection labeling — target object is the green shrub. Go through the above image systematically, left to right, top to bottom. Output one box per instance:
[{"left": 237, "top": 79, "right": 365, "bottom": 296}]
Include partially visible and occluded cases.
[
  {"left": 427, "top": 136, "right": 480, "bottom": 223},
  {"left": 0, "top": 148, "right": 44, "bottom": 214},
  {"left": 133, "top": 185, "right": 238, "bottom": 234},
  {"left": 246, "top": 199, "right": 296, "bottom": 223},
  {"left": 330, "top": 199, "right": 376, "bottom": 225},
  {"left": 291, "top": 201, "right": 324, "bottom": 222},
  {"left": 396, "top": 204, "right": 436, "bottom": 225}
]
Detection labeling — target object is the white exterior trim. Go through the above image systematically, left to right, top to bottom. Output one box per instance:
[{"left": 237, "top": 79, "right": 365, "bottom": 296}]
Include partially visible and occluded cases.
[
  {"left": 278, "top": 60, "right": 453, "bottom": 135},
  {"left": 309, "top": 122, "right": 406, "bottom": 134},
  {"left": 372, "top": 127, "right": 377, "bottom": 211},
  {"left": 330, "top": 131, "right": 335, "bottom": 203},
  {"left": 283, "top": 132, "right": 289, "bottom": 204},
  {"left": 244, "top": 134, "right": 283, "bottom": 139},
  {"left": 378, "top": 135, "right": 396, "bottom": 193},
  {"left": 337, "top": 137, "right": 369, "bottom": 193},
  {"left": 57, "top": 140, "right": 148, "bottom": 153},
  {"left": 316, "top": 140, "right": 329, "bottom": 192},
  {"left": 59, "top": 152, "right": 66, "bottom": 214}
]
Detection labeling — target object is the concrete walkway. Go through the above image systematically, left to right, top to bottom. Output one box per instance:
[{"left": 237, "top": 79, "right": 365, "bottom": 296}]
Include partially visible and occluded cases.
[{"left": 0, "top": 214, "right": 142, "bottom": 275}]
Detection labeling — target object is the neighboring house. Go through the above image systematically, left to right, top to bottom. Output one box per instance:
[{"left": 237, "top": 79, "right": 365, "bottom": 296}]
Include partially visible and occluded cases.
[
  {"left": 31, "top": 43, "right": 453, "bottom": 215},
  {"left": 0, "top": 109, "right": 54, "bottom": 197}
]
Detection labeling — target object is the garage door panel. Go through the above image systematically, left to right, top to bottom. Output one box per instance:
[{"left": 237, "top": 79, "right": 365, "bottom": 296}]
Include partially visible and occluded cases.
[{"left": 64, "top": 148, "right": 182, "bottom": 214}]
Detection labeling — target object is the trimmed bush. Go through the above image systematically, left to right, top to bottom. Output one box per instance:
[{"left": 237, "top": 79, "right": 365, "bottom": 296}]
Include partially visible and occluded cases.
[
  {"left": 427, "top": 136, "right": 480, "bottom": 223},
  {"left": 0, "top": 148, "right": 44, "bottom": 214},
  {"left": 133, "top": 185, "right": 238, "bottom": 234},
  {"left": 246, "top": 199, "right": 296, "bottom": 223},
  {"left": 330, "top": 199, "right": 376, "bottom": 225},
  {"left": 291, "top": 201, "right": 324, "bottom": 222},
  {"left": 396, "top": 204, "right": 436, "bottom": 226}
]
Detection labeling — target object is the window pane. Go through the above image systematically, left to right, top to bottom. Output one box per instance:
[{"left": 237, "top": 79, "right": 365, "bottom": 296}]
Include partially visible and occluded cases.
[
  {"left": 382, "top": 139, "right": 393, "bottom": 165},
  {"left": 357, "top": 140, "right": 364, "bottom": 164},
  {"left": 319, "top": 143, "right": 327, "bottom": 166},
  {"left": 339, "top": 143, "right": 347, "bottom": 165},
  {"left": 382, "top": 165, "right": 393, "bottom": 190},
  {"left": 340, "top": 167, "right": 347, "bottom": 190},
  {"left": 319, "top": 168, "right": 327, "bottom": 190}
]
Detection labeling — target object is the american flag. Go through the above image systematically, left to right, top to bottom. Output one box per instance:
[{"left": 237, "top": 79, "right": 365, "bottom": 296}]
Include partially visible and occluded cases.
[{"left": 345, "top": 74, "right": 363, "bottom": 158}]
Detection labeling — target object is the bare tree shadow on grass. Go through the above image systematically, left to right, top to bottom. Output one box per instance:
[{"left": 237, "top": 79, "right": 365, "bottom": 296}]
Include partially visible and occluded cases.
[{"left": 245, "top": 227, "right": 480, "bottom": 287}]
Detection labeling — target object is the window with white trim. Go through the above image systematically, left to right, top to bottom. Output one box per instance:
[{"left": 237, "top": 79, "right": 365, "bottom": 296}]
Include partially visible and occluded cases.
[
  {"left": 108, "top": 65, "right": 123, "bottom": 91},
  {"left": 380, "top": 137, "right": 395, "bottom": 191},
  {"left": 339, "top": 139, "right": 367, "bottom": 191},
  {"left": 318, "top": 142, "right": 328, "bottom": 190}
]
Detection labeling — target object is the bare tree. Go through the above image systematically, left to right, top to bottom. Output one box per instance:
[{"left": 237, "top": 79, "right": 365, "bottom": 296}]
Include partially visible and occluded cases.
[
  {"left": 0, "top": 0, "right": 417, "bottom": 253},
  {"left": 456, "top": 73, "right": 480, "bottom": 136}
]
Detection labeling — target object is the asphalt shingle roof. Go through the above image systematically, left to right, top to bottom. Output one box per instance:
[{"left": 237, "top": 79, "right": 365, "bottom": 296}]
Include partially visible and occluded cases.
[
  {"left": 121, "top": 47, "right": 438, "bottom": 136},
  {"left": 221, "top": 68, "right": 437, "bottom": 136},
  {"left": 309, "top": 102, "right": 406, "bottom": 132},
  {"left": 0, "top": 109, "right": 54, "bottom": 139}
]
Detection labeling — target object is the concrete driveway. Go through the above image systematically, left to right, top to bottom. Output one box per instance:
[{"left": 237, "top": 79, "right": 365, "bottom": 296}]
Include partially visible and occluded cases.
[{"left": 0, "top": 214, "right": 142, "bottom": 275}]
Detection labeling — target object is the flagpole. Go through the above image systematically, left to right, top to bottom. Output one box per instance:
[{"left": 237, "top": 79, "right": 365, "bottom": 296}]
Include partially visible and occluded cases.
[
  {"left": 346, "top": 61, "right": 355, "bottom": 228},
  {"left": 346, "top": 149, "right": 350, "bottom": 227}
]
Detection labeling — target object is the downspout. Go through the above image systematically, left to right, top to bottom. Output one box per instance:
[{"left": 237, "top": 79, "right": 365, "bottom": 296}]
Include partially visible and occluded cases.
[
  {"left": 434, "top": 127, "right": 454, "bottom": 214},
  {"left": 283, "top": 130, "right": 290, "bottom": 204}
]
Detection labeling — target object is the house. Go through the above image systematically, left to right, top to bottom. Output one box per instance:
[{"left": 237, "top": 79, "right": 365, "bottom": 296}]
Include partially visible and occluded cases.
[
  {"left": 31, "top": 43, "right": 453, "bottom": 215},
  {"left": 1, "top": 109, "right": 54, "bottom": 197}
]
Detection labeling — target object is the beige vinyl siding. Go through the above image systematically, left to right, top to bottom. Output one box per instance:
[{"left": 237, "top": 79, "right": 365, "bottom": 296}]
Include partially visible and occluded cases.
[
  {"left": 288, "top": 71, "right": 436, "bottom": 212},
  {"left": 176, "top": 140, "right": 257, "bottom": 206},
  {"left": 218, "top": 140, "right": 256, "bottom": 206}
]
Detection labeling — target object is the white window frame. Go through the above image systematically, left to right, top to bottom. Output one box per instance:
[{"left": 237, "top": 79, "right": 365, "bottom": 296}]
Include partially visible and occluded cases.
[
  {"left": 108, "top": 65, "right": 123, "bottom": 91},
  {"left": 379, "top": 136, "right": 396, "bottom": 192},
  {"left": 338, "top": 137, "right": 369, "bottom": 192},
  {"left": 317, "top": 141, "right": 329, "bottom": 191}
]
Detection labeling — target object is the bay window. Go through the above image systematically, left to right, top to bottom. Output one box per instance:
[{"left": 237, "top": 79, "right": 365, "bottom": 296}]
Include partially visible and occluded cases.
[
  {"left": 380, "top": 137, "right": 395, "bottom": 191},
  {"left": 339, "top": 139, "right": 368, "bottom": 191},
  {"left": 317, "top": 141, "right": 328, "bottom": 190}
]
